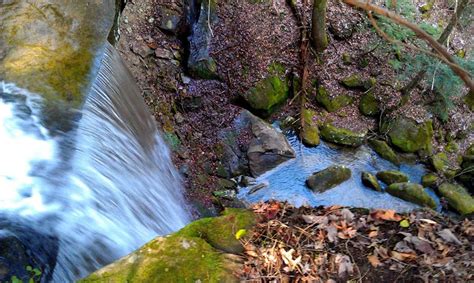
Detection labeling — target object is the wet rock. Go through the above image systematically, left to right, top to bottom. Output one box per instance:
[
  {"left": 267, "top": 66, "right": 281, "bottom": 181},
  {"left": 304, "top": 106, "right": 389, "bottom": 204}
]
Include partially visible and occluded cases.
[
  {"left": 159, "top": 8, "right": 181, "bottom": 34},
  {"left": 340, "top": 75, "right": 376, "bottom": 90},
  {"left": 316, "top": 86, "right": 353, "bottom": 112},
  {"left": 359, "top": 92, "right": 379, "bottom": 117},
  {"left": 301, "top": 108, "right": 320, "bottom": 147},
  {"left": 385, "top": 117, "right": 433, "bottom": 154},
  {"left": 320, "top": 123, "right": 367, "bottom": 147},
  {"left": 368, "top": 139, "right": 399, "bottom": 165},
  {"left": 431, "top": 152, "right": 458, "bottom": 179},
  {"left": 306, "top": 165, "right": 351, "bottom": 192},
  {"left": 376, "top": 170, "right": 409, "bottom": 185},
  {"left": 361, "top": 172, "right": 382, "bottom": 192},
  {"left": 421, "top": 173, "right": 438, "bottom": 188},
  {"left": 238, "top": 176, "right": 256, "bottom": 187},
  {"left": 217, "top": 178, "right": 237, "bottom": 190},
  {"left": 386, "top": 182, "right": 436, "bottom": 208},
  {"left": 248, "top": 183, "right": 267, "bottom": 195},
  {"left": 439, "top": 183, "right": 474, "bottom": 215},
  {"left": 213, "top": 189, "right": 237, "bottom": 200}
]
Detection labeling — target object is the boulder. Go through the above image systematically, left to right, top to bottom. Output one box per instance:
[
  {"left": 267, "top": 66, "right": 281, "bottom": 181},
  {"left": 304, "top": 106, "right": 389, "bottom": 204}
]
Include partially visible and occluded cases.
[
  {"left": 159, "top": 8, "right": 181, "bottom": 34},
  {"left": 340, "top": 75, "right": 376, "bottom": 90},
  {"left": 316, "top": 86, "right": 353, "bottom": 112},
  {"left": 465, "top": 91, "right": 474, "bottom": 110},
  {"left": 359, "top": 92, "right": 379, "bottom": 116},
  {"left": 301, "top": 108, "right": 320, "bottom": 147},
  {"left": 385, "top": 117, "right": 433, "bottom": 154},
  {"left": 320, "top": 123, "right": 367, "bottom": 147},
  {"left": 368, "top": 139, "right": 399, "bottom": 165},
  {"left": 458, "top": 149, "right": 474, "bottom": 192},
  {"left": 431, "top": 152, "right": 458, "bottom": 179},
  {"left": 306, "top": 165, "right": 351, "bottom": 192},
  {"left": 376, "top": 170, "right": 409, "bottom": 185},
  {"left": 361, "top": 172, "right": 382, "bottom": 192},
  {"left": 421, "top": 173, "right": 438, "bottom": 188},
  {"left": 386, "top": 183, "right": 436, "bottom": 208},
  {"left": 439, "top": 183, "right": 474, "bottom": 215},
  {"left": 80, "top": 209, "right": 255, "bottom": 282}
]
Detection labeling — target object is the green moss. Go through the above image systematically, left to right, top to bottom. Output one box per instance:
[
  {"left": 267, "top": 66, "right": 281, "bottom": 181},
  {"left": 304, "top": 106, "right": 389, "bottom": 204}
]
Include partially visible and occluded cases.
[
  {"left": 342, "top": 53, "right": 352, "bottom": 65},
  {"left": 189, "top": 58, "right": 218, "bottom": 80},
  {"left": 340, "top": 75, "right": 376, "bottom": 90},
  {"left": 316, "top": 86, "right": 353, "bottom": 112},
  {"left": 465, "top": 91, "right": 474, "bottom": 110},
  {"left": 359, "top": 92, "right": 379, "bottom": 116},
  {"left": 301, "top": 108, "right": 320, "bottom": 146},
  {"left": 386, "top": 117, "right": 433, "bottom": 154},
  {"left": 320, "top": 123, "right": 367, "bottom": 147},
  {"left": 368, "top": 139, "right": 399, "bottom": 165},
  {"left": 446, "top": 141, "right": 459, "bottom": 153},
  {"left": 431, "top": 152, "right": 457, "bottom": 179},
  {"left": 306, "top": 165, "right": 351, "bottom": 192},
  {"left": 376, "top": 170, "right": 409, "bottom": 185},
  {"left": 361, "top": 172, "right": 382, "bottom": 192},
  {"left": 421, "top": 173, "right": 438, "bottom": 188},
  {"left": 386, "top": 182, "right": 436, "bottom": 208},
  {"left": 439, "top": 183, "right": 474, "bottom": 215}
]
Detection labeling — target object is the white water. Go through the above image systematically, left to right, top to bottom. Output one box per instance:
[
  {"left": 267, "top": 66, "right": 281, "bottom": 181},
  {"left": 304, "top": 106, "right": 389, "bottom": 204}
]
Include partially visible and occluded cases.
[{"left": 0, "top": 44, "right": 190, "bottom": 282}]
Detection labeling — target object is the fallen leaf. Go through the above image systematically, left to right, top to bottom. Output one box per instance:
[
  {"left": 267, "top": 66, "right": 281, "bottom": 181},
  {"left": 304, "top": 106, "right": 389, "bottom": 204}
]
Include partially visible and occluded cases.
[
  {"left": 341, "top": 208, "right": 354, "bottom": 222},
  {"left": 370, "top": 210, "right": 402, "bottom": 222},
  {"left": 301, "top": 214, "right": 328, "bottom": 225},
  {"left": 399, "top": 219, "right": 410, "bottom": 228},
  {"left": 326, "top": 225, "right": 338, "bottom": 243},
  {"left": 235, "top": 229, "right": 247, "bottom": 240},
  {"left": 437, "top": 229, "right": 462, "bottom": 245},
  {"left": 394, "top": 241, "right": 414, "bottom": 253},
  {"left": 280, "top": 248, "right": 302, "bottom": 271},
  {"left": 390, "top": 251, "right": 417, "bottom": 262},
  {"left": 335, "top": 254, "right": 353, "bottom": 278},
  {"left": 367, "top": 254, "right": 382, "bottom": 267}
]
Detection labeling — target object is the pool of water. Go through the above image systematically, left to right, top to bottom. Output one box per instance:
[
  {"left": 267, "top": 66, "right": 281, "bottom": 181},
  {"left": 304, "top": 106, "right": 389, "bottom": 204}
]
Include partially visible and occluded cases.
[{"left": 238, "top": 128, "right": 440, "bottom": 212}]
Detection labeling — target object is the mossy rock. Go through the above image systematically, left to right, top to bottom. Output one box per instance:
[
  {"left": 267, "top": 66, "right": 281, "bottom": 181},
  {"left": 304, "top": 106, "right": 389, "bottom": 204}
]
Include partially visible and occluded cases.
[
  {"left": 188, "top": 57, "right": 218, "bottom": 80},
  {"left": 340, "top": 75, "right": 376, "bottom": 90},
  {"left": 316, "top": 86, "right": 353, "bottom": 112},
  {"left": 465, "top": 91, "right": 474, "bottom": 110},
  {"left": 359, "top": 92, "right": 379, "bottom": 116},
  {"left": 302, "top": 108, "right": 320, "bottom": 147},
  {"left": 385, "top": 117, "right": 433, "bottom": 154},
  {"left": 320, "top": 123, "right": 367, "bottom": 147},
  {"left": 368, "top": 139, "right": 399, "bottom": 165},
  {"left": 445, "top": 141, "right": 459, "bottom": 153},
  {"left": 466, "top": 144, "right": 474, "bottom": 155},
  {"left": 431, "top": 152, "right": 457, "bottom": 179},
  {"left": 459, "top": 155, "right": 474, "bottom": 191},
  {"left": 306, "top": 165, "right": 351, "bottom": 192},
  {"left": 376, "top": 170, "right": 409, "bottom": 185},
  {"left": 361, "top": 172, "right": 382, "bottom": 192},
  {"left": 421, "top": 173, "right": 438, "bottom": 188},
  {"left": 386, "top": 183, "right": 436, "bottom": 208},
  {"left": 439, "top": 183, "right": 474, "bottom": 215},
  {"left": 80, "top": 209, "right": 255, "bottom": 282}
]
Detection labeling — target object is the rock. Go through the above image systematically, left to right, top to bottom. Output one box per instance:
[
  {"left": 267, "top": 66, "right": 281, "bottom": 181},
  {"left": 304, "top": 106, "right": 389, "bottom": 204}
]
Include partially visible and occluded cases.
[
  {"left": 159, "top": 8, "right": 181, "bottom": 34},
  {"left": 329, "top": 18, "right": 355, "bottom": 40},
  {"left": 131, "top": 41, "right": 154, "bottom": 58},
  {"left": 154, "top": 48, "right": 174, "bottom": 60},
  {"left": 342, "top": 53, "right": 352, "bottom": 65},
  {"left": 243, "top": 63, "right": 288, "bottom": 115},
  {"left": 340, "top": 75, "right": 376, "bottom": 90},
  {"left": 316, "top": 86, "right": 353, "bottom": 112},
  {"left": 465, "top": 91, "right": 474, "bottom": 110},
  {"left": 359, "top": 92, "right": 379, "bottom": 116},
  {"left": 177, "top": 96, "right": 203, "bottom": 112},
  {"left": 301, "top": 108, "right": 320, "bottom": 146},
  {"left": 174, "top": 112, "right": 185, "bottom": 124},
  {"left": 280, "top": 116, "right": 297, "bottom": 131},
  {"left": 385, "top": 117, "right": 433, "bottom": 154},
  {"left": 320, "top": 123, "right": 367, "bottom": 147},
  {"left": 368, "top": 139, "right": 399, "bottom": 165},
  {"left": 445, "top": 141, "right": 459, "bottom": 153},
  {"left": 431, "top": 152, "right": 457, "bottom": 179},
  {"left": 458, "top": 154, "right": 474, "bottom": 193},
  {"left": 306, "top": 165, "right": 351, "bottom": 192},
  {"left": 376, "top": 170, "right": 409, "bottom": 185},
  {"left": 361, "top": 172, "right": 382, "bottom": 192},
  {"left": 421, "top": 173, "right": 438, "bottom": 188},
  {"left": 238, "top": 176, "right": 256, "bottom": 187},
  {"left": 217, "top": 178, "right": 237, "bottom": 190},
  {"left": 248, "top": 183, "right": 267, "bottom": 195},
  {"left": 386, "top": 183, "right": 436, "bottom": 208},
  {"left": 439, "top": 183, "right": 474, "bottom": 215},
  {"left": 213, "top": 189, "right": 237, "bottom": 200},
  {"left": 80, "top": 209, "right": 255, "bottom": 282}
]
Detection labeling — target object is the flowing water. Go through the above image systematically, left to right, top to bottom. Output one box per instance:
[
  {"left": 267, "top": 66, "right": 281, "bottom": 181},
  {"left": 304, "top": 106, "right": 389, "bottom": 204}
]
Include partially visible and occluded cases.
[
  {"left": 0, "top": 44, "right": 190, "bottom": 282},
  {"left": 238, "top": 127, "right": 440, "bottom": 212}
]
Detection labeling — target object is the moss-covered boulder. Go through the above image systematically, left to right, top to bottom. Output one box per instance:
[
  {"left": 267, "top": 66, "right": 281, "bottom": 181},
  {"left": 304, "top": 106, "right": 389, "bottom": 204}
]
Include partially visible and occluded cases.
[
  {"left": 340, "top": 75, "right": 376, "bottom": 90},
  {"left": 316, "top": 86, "right": 353, "bottom": 112},
  {"left": 465, "top": 91, "right": 474, "bottom": 111},
  {"left": 359, "top": 92, "right": 379, "bottom": 116},
  {"left": 301, "top": 108, "right": 320, "bottom": 146},
  {"left": 386, "top": 117, "right": 433, "bottom": 154},
  {"left": 320, "top": 123, "right": 367, "bottom": 147},
  {"left": 368, "top": 139, "right": 399, "bottom": 165},
  {"left": 459, "top": 146, "right": 474, "bottom": 191},
  {"left": 431, "top": 152, "right": 457, "bottom": 179},
  {"left": 306, "top": 165, "right": 351, "bottom": 192},
  {"left": 376, "top": 170, "right": 409, "bottom": 185},
  {"left": 361, "top": 172, "right": 382, "bottom": 192},
  {"left": 421, "top": 173, "right": 438, "bottom": 188},
  {"left": 386, "top": 183, "right": 436, "bottom": 208},
  {"left": 439, "top": 183, "right": 474, "bottom": 215},
  {"left": 80, "top": 209, "right": 255, "bottom": 282}
]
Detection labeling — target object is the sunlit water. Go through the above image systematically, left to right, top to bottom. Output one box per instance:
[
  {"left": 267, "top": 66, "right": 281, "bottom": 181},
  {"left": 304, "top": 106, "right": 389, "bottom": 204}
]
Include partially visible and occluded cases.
[
  {"left": 0, "top": 44, "right": 190, "bottom": 282},
  {"left": 239, "top": 127, "right": 440, "bottom": 212}
]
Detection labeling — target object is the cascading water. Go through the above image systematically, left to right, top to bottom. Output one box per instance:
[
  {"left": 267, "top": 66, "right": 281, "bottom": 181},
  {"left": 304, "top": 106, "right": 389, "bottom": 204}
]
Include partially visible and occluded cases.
[{"left": 0, "top": 42, "right": 190, "bottom": 282}]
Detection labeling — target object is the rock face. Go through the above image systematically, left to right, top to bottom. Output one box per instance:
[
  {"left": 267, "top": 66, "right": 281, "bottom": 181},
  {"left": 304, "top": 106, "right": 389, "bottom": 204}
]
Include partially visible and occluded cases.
[
  {"left": 316, "top": 86, "right": 353, "bottom": 112},
  {"left": 359, "top": 92, "right": 379, "bottom": 117},
  {"left": 301, "top": 108, "right": 320, "bottom": 147},
  {"left": 386, "top": 117, "right": 433, "bottom": 154},
  {"left": 320, "top": 123, "right": 367, "bottom": 147},
  {"left": 368, "top": 139, "right": 399, "bottom": 165},
  {"left": 306, "top": 165, "right": 351, "bottom": 192},
  {"left": 376, "top": 170, "right": 409, "bottom": 185},
  {"left": 361, "top": 172, "right": 382, "bottom": 192},
  {"left": 386, "top": 183, "right": 436, "bottom": 208},
  {"left": 439, "top": 183, "right": 474, "bottom": 215},
  {"left": 80, "top": 209, "right": 255, "bottom": 282}
]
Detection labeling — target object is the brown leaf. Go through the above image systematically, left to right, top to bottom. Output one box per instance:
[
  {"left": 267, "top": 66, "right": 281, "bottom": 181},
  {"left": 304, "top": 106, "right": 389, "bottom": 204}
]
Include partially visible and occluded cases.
[
  {"left": 370, "top": 210, "right": 402, "bottom": 221},
  {"left": 301, "top": 214, "right": 328, "bottom": 225},
  {"left": 326, "top": 225, "right": 338, "bottom": 243},
  {"left": 437, "top": 229, "right": 462, "bottom": 245},
  {"left": 368, "top": 230, "right": 378, "bottom": 238},
  {"left": 375, "top": 246, "right": 390, "bottom": 260},
  {"left": 390, "top": 251, "right": 417, "bottom": 262},
  {"left": 335, "top": 254, "right": 353, "bottom": 278},
  {"left": 367, "top": 254, "right": 382, "bottom": 267}
]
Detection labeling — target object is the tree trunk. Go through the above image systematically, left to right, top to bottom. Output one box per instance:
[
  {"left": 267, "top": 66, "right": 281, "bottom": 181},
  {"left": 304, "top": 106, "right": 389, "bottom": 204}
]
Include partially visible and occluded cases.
[{"left": 311, "top": 0, "right": 328, "bottom": 52}]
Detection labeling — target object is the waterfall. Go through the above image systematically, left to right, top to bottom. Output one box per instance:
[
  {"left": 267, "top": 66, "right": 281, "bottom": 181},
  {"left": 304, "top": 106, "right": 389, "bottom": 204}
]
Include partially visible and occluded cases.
[{"left": 0, "top": 43, "right": 190, "bottom": 282}]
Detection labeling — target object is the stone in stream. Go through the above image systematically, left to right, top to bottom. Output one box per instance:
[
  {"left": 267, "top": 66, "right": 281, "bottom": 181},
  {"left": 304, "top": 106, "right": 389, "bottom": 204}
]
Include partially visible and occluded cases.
[
  {"left": 301, "top": 108, "right": 320, "bottom": 147},
  {"left": 384, "top": 117, "right": 433, "bottom": 154},
  {"left": 319, "top": 123, "right": 367, "bottom": 147},
  {"left": 368, "top": 139, "right": 399, "bottom": 165},
  {"left": 306, "top": 165, "right": 352, "bottom": 192},
  {"left": 376, "top": 170, "right": 409, "bottom": 185},
  {"left": 361, "top": 172, "right": 382, "bottom": 192},
  {"left": 421, "top": 173, "right": 438, "bottom": 188},
  {"left": 386, "top": 182, "right": 436, "bottom": 208},
  {"left": 438, "top": 183, "right": 474, "bottom": 215}
]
